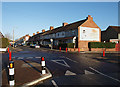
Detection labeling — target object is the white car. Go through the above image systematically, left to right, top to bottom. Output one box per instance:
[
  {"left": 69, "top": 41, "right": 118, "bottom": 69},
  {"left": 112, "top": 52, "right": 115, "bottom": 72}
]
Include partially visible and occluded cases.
[{"left": 35, "top": 44, "right": 40, "bottom": 48}]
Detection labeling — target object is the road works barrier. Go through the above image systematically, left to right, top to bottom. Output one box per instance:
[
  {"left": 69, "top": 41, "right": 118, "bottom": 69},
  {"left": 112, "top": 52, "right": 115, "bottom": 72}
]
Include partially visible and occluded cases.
[
  {"left": 8, "top": 47, "right": 9, "bottom": 53},
  {"left": 59, "top": 47, "right": 61, "bottom": 52},
  {"left": 66, "top": 48, "right": 67, "bottom": 52},
  {"left": 78, "top": 48, "right": 80, "bottom": 52},
  {"left": 103, "top": 50, "right": 105, "bottom": 57},
  {"left": 8, "top": 51, "right": 15, "bottom": 86},
  {"left": 9, "top": 51, "right": 12, "bottom": 61},
  {"left": 41, "top": 57, "right": 46, "bottom": 74}
]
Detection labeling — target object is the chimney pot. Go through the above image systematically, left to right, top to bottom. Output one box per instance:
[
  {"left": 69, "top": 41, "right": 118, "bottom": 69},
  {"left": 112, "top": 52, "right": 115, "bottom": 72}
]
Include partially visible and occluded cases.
[
  {"left": 87, "top": 15, "right": 93, "bottom": 20},
  {"left": 63, "top": 23, "right": 68, "bottom": 26},
  {"left": 50, "top": 26, "right": 54, "bottom": 30},
  {"left": 42, "top": 29, "right": 45, "bottom": 33},
  {"left": 37, "top": 31, "right": 39, "bottom": 34},
  {"left": 33, "top": 33, "right": 35, "bottom": 36}
]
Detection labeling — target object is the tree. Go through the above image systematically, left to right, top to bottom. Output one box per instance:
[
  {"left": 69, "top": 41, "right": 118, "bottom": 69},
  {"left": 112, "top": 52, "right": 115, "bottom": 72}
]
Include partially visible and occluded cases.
[
  {"left": 4, "top": 33, "right": 12, "bottom": 41},
  {"left": 0, "top": 38, "right": 9, "bottom": 48}
]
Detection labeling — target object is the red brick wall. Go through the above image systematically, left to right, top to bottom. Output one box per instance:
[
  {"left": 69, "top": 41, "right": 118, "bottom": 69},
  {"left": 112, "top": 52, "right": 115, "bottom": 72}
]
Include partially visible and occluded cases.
[{"left": 68, "top": 48, "right": 116, "bottom": 52}]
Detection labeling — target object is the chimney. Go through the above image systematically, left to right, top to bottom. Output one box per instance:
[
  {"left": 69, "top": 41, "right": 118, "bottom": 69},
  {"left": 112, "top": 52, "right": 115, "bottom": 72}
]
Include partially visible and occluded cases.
[
  {"left": 87, "top": 15, "right": 93, "bottom": 20},
  {"left": 63, "top": 23, "right": 68, "bottom": 26},
  {"left": 50, "top": 26, "right": 54, "bottom": 30},
  {"left": 42, "top": 29, "right": 45, "bottom": 33},
  {"left": 37, "top": 31, "right": 39, "bottom": 34},
  {"left": 33, "top": 33, "right": 35, "bottom": 36}
]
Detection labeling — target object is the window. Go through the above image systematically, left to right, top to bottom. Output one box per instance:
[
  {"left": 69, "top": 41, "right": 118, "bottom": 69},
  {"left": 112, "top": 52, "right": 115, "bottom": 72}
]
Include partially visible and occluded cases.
[{"left": 83, "top": 30, "right": 85, "bottom": 33}]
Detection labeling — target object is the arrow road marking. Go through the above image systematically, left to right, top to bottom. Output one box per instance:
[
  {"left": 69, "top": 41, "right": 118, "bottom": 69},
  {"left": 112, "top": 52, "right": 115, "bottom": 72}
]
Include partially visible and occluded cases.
[
  {"left": 51, "top": 60, "right": 70, "bottom": 68},
  {"left": 89, "top": 67, "right": 120, "bottom": 83},
  {"left": 65, "top": 70, "right": 76, "bottom": 76},
  {"left": 84, "top": 70, "right": 94, "bottom": 74}
]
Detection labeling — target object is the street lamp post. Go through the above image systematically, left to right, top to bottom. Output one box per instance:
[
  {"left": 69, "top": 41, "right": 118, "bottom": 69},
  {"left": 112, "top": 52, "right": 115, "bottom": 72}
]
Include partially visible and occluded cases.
[
  {"left": 73, "top": 36, "right": 76, "bottom": 50},
  {"left": 50, "top": 39, "right": 53, "bottom": 50}
]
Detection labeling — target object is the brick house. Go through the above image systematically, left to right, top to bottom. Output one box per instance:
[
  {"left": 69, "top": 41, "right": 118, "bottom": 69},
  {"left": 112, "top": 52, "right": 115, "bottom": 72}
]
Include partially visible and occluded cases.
[
  {"left": 28, "top": 15, "right": 101, "bottom": 51},
  {"left": 101, "top": 26, "right": 120, "bottom": 43},
  {"left": 16, "top": 34, "right": 31, "bottom": 45}
]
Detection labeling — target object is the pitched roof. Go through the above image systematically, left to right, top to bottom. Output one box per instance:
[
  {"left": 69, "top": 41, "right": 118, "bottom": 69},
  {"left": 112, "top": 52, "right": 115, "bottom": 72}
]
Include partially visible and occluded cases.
[
  {"left": 37, "top": 19, "right": 87, "bottom": 36},
  {"left": 109, "top": 26, "right": 120, "bottom": 33}
]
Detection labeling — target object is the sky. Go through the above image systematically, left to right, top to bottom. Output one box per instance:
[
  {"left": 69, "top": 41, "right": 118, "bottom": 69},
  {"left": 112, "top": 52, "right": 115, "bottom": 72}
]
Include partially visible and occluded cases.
[{"left": 1, "top": 2, "right": 119, "bottom": 40}]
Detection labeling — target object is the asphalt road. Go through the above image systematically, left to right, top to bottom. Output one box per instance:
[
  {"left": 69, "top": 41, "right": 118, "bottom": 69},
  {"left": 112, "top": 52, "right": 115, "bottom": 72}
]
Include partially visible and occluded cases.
[{"left": 2, "top": 46, "right": 120, "bottom": 86}]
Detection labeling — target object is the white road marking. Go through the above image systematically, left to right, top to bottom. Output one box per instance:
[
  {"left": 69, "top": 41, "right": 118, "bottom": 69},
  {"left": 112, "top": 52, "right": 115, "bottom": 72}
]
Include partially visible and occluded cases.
[
  {"left": 60, "top": 56, "right": 78, "bottom": 63},
  {"left": 18, "top": 57, "right": 23, "bottom": 59},
  {"left": 35, "top": 57, "right": 41, "bottom": 58},
  {"left": 51, "top": 60, "right": 70, "bottom": 68},
  {"left": 89, "top": 67, "right": 120, "bottom": 83},
  {"left": 65, "top": 70, "right": 76, "bottom": 76},
  {"left": 84, "top": 70, "right": 94, "bottom": 74},
  {"left": 51, "top": 80, "right": 58, "bottom": 87}
]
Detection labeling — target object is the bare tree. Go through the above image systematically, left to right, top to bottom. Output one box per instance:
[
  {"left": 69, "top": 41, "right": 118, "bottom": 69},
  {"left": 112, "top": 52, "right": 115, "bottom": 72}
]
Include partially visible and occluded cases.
[{"left": 4, "top": 32, "right": 12, "bottom": 40}]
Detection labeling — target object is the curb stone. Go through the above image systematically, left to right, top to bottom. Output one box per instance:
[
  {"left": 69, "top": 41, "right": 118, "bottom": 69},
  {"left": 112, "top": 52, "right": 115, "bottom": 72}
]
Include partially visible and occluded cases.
[{"left": 22, "top": 68, "right": 52, "bottom": 87}]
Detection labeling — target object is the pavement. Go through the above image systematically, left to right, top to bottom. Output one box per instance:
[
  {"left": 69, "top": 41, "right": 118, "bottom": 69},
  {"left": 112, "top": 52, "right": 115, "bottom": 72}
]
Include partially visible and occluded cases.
[
  {"left": 2, "top": 46, "right": 52, "bottom": 87},
  {"left": 35, "top": 46, "right": 120, "bottom": 54}
]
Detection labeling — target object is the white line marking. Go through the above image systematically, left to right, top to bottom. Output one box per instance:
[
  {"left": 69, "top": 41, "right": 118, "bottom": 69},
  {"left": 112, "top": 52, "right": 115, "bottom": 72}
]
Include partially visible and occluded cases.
[
  {"left": 60, "top": 56, "right": 78, "bottom": 63},
  {"left": 18, "top": 57, "right": 23, "bottom": 59},
  {"left": 35, "top": 57, "right": 41, "bottom": 58},
  {"left": 65, "top": 57, "right": 78, "bottom": 63},
  {"left": 51, "top": 60, "right": 70, "bottom": 68},
  {"left": 89, "top": 67, "right": 120, "bottom": 83},
  {"left": 65, "top": 70, "right": 76, "bottom": 76},
  {"left": 84, "top": 70, "right": 94, "bottom": 74},
  {"left": 51, "top": 80, "right": 58, "bottom": 87}
]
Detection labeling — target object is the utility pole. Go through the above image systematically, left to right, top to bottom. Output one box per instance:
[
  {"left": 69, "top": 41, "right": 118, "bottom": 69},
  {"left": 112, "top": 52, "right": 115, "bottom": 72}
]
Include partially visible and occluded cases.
[{"left": 13, "top": 29, "right": 14, "bottom": 48}]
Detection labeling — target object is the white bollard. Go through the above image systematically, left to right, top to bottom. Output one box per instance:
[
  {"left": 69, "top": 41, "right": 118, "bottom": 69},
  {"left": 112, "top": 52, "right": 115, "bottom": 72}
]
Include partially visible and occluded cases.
[
  {"left": 41, "top": 57, "right": 46, "bottom": 74},
  {"left": 9, "top": 60, "right": 15, "bottom": 86}
]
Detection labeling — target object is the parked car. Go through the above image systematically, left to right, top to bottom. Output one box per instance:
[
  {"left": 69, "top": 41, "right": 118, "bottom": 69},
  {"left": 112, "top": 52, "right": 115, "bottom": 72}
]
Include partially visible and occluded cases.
[
  {"left": 30, "top": 44, "right": 36, "bottom": 48},
  {"left": 35, "top": 44, "right": 40, "bottom": 48}
]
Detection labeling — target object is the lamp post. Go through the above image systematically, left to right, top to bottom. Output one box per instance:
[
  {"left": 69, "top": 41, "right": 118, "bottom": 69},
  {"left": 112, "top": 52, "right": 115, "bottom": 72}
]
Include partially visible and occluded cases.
[
  {"left": 73, "top": 36, "right": 76, "bottom": 50},
  {"left": 50, "top": 39, "right": 53, "bottom": 50}
]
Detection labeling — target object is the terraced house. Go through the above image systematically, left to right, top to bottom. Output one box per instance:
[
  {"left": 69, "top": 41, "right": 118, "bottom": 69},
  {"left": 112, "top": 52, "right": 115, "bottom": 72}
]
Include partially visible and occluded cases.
[{"left": 28, "top": 15, "right": 101, "bottom": 51}]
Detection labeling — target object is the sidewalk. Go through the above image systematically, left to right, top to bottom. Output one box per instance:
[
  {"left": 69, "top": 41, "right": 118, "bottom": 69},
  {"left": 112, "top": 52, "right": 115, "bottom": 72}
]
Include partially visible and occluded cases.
[
  {"left": 38, "top": 47, "right": 120, "bottom": 54},
  {"left": 2, "top": 59, "right": 52, "bottom": 87}
]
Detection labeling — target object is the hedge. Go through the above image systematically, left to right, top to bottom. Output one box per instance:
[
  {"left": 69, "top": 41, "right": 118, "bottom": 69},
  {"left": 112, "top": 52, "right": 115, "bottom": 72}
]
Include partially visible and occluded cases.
[
  {"left": 0, "top": 38, "right": 9, "bottom": 48},
  {"left": 88, "top": 42, "right": 116, "bottom": 48},
  {"left": 58, "top": 43, "right": 75, "bottom": 48},
  {"left": 67, "top": 43, "right": 75, "bottom": 48}
]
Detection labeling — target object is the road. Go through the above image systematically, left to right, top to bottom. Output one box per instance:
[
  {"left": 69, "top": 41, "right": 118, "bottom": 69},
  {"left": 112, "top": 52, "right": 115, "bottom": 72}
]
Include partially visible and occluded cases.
[{"left": 2, "top": 46, "right": 120, "bottom": 86}]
